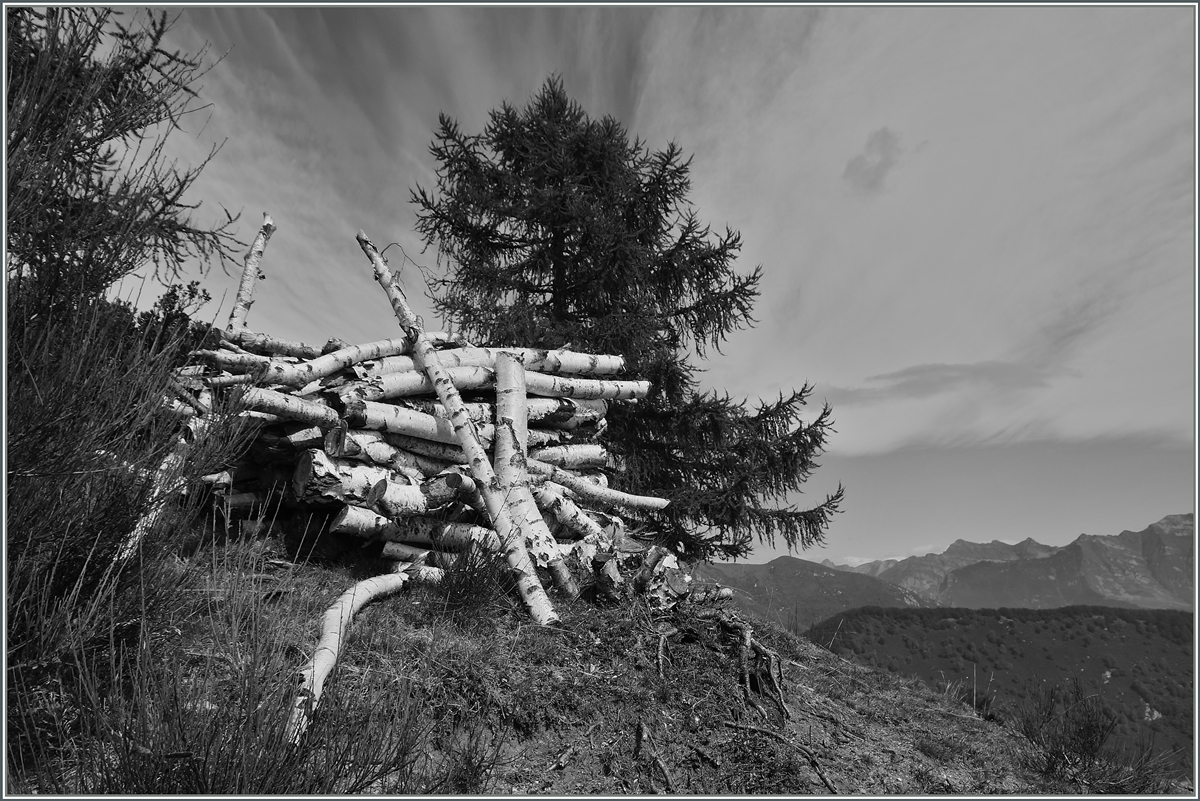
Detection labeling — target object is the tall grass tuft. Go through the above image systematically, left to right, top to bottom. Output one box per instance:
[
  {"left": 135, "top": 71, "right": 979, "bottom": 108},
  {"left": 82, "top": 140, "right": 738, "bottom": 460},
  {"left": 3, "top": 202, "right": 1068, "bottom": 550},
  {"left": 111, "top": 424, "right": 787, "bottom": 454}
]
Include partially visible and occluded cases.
[
  {"left": 5, "top": 289, "right": 254, "bottom": 786},
  {"left": 1013, "top": 677, "right": 1181, "bottom": 793}
]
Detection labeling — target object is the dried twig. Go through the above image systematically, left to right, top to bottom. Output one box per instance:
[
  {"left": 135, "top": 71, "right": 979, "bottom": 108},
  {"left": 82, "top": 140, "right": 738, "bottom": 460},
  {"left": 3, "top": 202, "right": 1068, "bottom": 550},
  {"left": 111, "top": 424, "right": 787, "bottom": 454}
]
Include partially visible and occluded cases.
[{"left": 724, "top": 720, "right": 839, "bottom": 794}]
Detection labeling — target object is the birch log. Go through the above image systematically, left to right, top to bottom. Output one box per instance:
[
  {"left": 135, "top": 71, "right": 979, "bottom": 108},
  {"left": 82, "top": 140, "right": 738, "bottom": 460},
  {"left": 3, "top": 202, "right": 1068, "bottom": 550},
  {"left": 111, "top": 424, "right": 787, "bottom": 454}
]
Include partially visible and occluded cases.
[
  {"left": 227, "top": 213, "right": 276, "bottom": 333},
  {"left": 357, "top": 230, "right": 557, "bottom": 625},
  {"left": 225, "top": 328, "right": 322, "bottom": 360},
  {"left": 254, "top": 332, "right": 457, "bottom": 387},
  {"left": 351, "top": 347, "right": 625, "bottom": 379},
  {"left": 494, "top": 351, "right": 579, "bottom": 598},
  {"left": 341, "top": 367, "right": 644, "bottom": 403},
  {"left": 242, "top": 388, "right": 341, "bottom": 428},
  {"left": 399, "top": 396, "right": 608, "bottom": 427},
  {"left": 338, "top": 397, "right": 494, "bottom": 448},
  {"left": 324, "top": 427, "right": 451, "bottom": 477},
  {"left": 528, "top": 443, "right": 612, "bottom": 470},
  {"left": 293, "top": 449, "right": 418, "bottom": 504},
  {"left": 527, "top": 459, "right": 670, "bottom": 512},
  {"left": 365, "top": 471, "right": 483, "bottom": 517},
  {"left": 531, "top": 482, "right": 609, "bottom": 541},
  {"left": 329, "top": 506, "right": 499, "bottom": 551},
  {"left": 380, "top": 541, "right": 456, "bottom": 569}
]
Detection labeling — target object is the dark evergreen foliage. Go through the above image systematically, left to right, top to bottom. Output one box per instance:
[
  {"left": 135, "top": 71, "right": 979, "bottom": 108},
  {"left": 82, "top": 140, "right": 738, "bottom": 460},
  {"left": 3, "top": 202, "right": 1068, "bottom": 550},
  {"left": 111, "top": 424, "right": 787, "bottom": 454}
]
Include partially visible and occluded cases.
[
  {"left": 5, "top": 7, "right": 242, "bottom": 315},
  {"left": 412, "top": 76, "right": 843, "bottom": 560}
]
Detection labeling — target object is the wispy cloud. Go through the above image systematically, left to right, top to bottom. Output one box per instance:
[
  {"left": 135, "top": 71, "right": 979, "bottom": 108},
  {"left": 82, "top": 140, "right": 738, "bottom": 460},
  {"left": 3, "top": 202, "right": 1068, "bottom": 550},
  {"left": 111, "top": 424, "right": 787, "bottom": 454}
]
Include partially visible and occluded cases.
[
  {"left": 843, "top": 127, "right": 903, "bottom": 192},
  {"left": 828, "top": 360, "right": 1057, "bottom": 407}
]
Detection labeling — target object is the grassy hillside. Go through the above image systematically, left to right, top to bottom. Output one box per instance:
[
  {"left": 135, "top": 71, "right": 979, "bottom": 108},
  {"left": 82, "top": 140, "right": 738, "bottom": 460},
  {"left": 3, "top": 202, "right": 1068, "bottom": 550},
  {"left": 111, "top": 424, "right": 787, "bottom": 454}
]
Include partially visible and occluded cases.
[
  {"left": 19, "top": 521, "right": 1187, "bottom": 795},
  {"left": 805, "top": 606, "right": 1193, "bottom": 774}
]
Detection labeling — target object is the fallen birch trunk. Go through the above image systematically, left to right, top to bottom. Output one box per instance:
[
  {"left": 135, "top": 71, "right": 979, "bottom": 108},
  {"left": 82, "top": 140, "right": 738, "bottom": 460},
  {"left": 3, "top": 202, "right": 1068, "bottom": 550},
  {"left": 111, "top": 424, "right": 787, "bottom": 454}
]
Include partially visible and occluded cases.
[
  {"left": 227, "top": 213, "right": 276, "bottom": 333},
  {"left": 358, "top": 230, "right": 557, "bottom": 625},
  {"left": 224, "top": 328, "right": 323, "bottom": 360},
  {"left": 494, "top": 351, "right": 578, "bottom": 598},
  {"left": 286, "top": 569, "right": 440, "bottom": 744}
]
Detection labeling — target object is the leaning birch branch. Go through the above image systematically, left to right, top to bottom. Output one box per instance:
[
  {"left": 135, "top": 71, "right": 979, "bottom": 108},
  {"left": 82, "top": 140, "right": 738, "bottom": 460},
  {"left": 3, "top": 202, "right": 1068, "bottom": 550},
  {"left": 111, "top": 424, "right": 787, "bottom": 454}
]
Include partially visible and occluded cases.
[
  {"left": 227, "top": 213, "right": 276, "bottom": 332},
  {"left": 357, "top": 230, "right": 557, "bottom": 625}
]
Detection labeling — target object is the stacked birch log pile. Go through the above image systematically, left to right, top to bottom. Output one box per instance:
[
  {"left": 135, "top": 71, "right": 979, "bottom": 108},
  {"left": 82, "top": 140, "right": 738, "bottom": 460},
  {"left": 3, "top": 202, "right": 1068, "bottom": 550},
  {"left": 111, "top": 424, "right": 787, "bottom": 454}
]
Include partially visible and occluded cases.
[{"left": 157, "top": 214, "right": 731, "bottom": 743}]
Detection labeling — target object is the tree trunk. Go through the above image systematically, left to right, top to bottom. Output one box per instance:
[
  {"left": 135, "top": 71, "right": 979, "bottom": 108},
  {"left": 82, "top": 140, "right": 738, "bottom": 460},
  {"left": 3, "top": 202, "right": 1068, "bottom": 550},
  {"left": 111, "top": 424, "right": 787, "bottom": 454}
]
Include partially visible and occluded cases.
[
  {"left": 227, "top": 213, "right": 276, "bottom": 333},
  {"left": 357, "top": 230, "right": 557, "bottom": 625},
  {"left": 494, "top": 351, "right": 578, "bottom": 598},
  {"left": 523, "top": 372, "right": 649, "bottom": 400},
  {"left": 397, "top": 396, "right": 608, "bottom": 428}
]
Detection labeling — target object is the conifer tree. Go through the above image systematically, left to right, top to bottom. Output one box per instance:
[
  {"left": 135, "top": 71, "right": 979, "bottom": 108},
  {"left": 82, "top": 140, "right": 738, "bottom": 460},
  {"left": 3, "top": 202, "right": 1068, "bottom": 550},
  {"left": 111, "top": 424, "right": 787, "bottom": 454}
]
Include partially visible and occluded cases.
[{"left": 413, "top": 76, "right": 843, "bottom": 561}]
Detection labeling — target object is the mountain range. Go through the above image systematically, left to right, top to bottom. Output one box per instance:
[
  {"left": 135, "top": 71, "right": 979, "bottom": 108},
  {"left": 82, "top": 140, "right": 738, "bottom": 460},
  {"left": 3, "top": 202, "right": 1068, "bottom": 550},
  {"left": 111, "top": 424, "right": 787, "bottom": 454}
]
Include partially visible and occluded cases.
[{"left": 820, "top": 513, "right": 1193, "bottom": 611}]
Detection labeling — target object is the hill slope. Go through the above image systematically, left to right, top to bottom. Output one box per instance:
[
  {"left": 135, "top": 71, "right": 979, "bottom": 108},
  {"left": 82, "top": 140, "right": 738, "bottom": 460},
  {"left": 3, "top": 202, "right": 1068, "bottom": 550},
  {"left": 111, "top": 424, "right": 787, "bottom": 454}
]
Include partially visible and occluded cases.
[{"left": 804, "top": 605, "right": 1194, "bottom": 774}]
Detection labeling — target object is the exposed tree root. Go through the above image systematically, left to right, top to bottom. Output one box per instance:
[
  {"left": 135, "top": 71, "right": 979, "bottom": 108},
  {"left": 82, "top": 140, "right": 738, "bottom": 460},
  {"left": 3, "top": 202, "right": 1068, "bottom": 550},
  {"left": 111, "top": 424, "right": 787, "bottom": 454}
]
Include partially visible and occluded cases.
[{"left": 724, "top": 720, "right": 839, "bottom": 794}]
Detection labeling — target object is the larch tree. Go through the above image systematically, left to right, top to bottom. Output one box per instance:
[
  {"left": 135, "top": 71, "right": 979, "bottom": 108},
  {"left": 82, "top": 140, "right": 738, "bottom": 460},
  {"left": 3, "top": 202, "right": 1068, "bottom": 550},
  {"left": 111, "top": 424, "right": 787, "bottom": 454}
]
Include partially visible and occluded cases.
[
  {"left": 5, "top": 7, "right": 242, "bottom": 316},
  {"left": 412, "top": 76, "right": 843, "bottom": 561}
]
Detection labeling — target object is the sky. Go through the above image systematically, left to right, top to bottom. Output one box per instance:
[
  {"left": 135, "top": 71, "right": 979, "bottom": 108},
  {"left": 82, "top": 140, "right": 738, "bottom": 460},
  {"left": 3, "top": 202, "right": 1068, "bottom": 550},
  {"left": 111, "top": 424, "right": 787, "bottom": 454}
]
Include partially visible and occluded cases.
[{"left": 142, "top": 6, "right": 1196, "bottom": 565}]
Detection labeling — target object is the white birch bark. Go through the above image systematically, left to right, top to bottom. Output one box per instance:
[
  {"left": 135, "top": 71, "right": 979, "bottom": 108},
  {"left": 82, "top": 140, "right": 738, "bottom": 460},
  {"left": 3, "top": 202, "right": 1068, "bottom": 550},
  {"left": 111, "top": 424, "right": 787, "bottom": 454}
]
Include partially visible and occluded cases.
[
  {"left": 227, "top": 213, "right": 276, "bottom": 333},
  {"left": 357, "top": 230, "right": 557, "bottom": 625},
  {"left": 225, "top": 328, "right": 323, "bottom": 360},
  {"left": 254, "top": 332, "right": 457, "bottom": 387},
  {"left": 351, "top": 347, "right": 625, "bottom": 379},
  {"left": 494, "top": 352, "right": 578, "bottom": 598},
  {"left": 338, "top": 365, "right": 495, "bottom": 402},
  {"left": 342, "top": 367, "right": 644, "bottom": 403},
  {"left": 241, "top": 387, "right": 341, "bottom": 428},
  {"left": 399, "top": 396, "right": 608, "bottom": 427},
  {"left": 338, "top": 397, "right": 494, "bottom": 448},
  {"left": 324, "top": 427, "right": 451, "bottom": 477},
  {"left": 528, "top": 443, "right": 612, "bottom": 470},
  {"left": 292, "top": 449, "right": 416, "bottom": 505},
  {"left": 527, "top": 459, "right": 669, "bottom": 512},
  {"left": 364, "top": 471, "right": 481, "bottom": 517},
  {"left": 531, "top": 482, "right": 609, "bottom": 541},
  {"left": 329, "top": 506, "right": 499, "bottom": 551},
  {"left": 379, "top": 541, "right": 456, "bottom": 569},
  {"left": 286, "top": 571, "right": 425, "bottom": 744}
]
